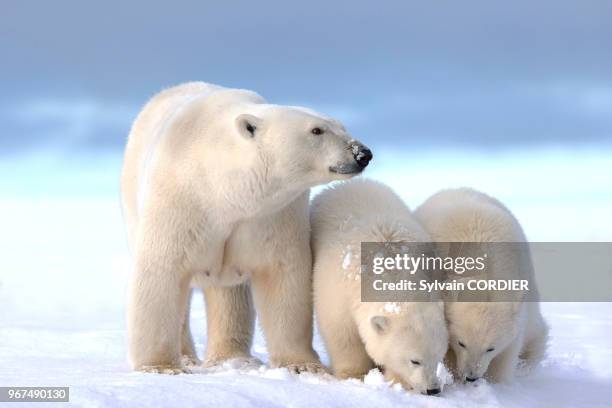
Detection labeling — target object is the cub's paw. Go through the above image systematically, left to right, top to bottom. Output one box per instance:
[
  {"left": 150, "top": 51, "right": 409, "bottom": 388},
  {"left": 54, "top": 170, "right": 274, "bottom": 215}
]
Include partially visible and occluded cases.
[
  {"left": 285, "top": 361, "right": 329, "bottom": 375},
  {"left": 139, "top": 365, "right": 191, "bottom": 375}
]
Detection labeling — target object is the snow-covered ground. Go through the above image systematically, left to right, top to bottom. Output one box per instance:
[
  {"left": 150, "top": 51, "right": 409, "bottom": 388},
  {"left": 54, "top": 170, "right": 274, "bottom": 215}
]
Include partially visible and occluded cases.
[
  {"left": 1, "top": 148, "right": 611, "bottom": 407},
  {"left": 1, "top": 303, "right": 611, "bottom": 407}
]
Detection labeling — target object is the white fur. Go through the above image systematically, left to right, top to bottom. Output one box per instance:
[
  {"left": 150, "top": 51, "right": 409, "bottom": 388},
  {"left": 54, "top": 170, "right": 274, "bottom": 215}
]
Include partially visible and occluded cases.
[
  {"left": 121, "top": 82, "right": 369, "bottom": 373},
  {"left": 311, "top": 179, "right": 448, "bottom": 394},
  {"left": 415, "top": 188, "right": 549, "bottom": 383}
]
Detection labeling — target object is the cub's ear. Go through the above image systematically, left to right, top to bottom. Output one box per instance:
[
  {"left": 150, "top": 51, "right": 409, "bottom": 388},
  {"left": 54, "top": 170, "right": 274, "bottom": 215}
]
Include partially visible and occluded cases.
[
  {"left": 235, "top": 114, "right": 262, "bottom": 139},
  {"left": 371, "top": 315, "right": 390, "bottom": 335}
]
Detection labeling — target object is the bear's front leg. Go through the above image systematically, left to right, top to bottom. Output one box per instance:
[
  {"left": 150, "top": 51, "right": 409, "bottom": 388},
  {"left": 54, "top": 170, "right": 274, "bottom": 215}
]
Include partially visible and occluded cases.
[
  {"left": 128, "top": 258, "right": 192, "bottom": 374},
  {"left": 251, "top": 259, "right": 325, "bottom": 374},
  {"left": 202, "top": 283, "right": 257, "bottom": 367},
  {"left": 316, "top": 302, "right": 372, "bottom": 379},
  {"left": 326, "top": 333, "right": 373, "bottom": 380},
  {"left": 485, "top": 339, "right": 521, "bottom": 383},
  {"left": 444, "top": 348, "right": 459, "bottom": 380}
]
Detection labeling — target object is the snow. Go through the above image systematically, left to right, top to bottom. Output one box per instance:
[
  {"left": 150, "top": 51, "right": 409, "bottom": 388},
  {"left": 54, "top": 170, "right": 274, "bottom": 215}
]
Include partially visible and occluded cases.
[
  {"left": 1, "top": 148, "right": 611, "bottom": 407},
  {"left": 342, "top": 247, "right": 352, "bottom": 270},
  {"left": 1, "top": 302, "right": 610, "bottom": 407},
  {"left": 383, "top": 302, "right": 402, "bottom": 314}
]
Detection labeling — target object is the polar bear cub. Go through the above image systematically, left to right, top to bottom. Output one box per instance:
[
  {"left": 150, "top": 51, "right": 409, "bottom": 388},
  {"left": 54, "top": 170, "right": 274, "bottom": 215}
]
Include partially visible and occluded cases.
[
  {"left": 311, "top": 179, "right": 448, "bottom": 395},
  {"left": 415, "top": 188, "right": 549, "bottom": 383}
]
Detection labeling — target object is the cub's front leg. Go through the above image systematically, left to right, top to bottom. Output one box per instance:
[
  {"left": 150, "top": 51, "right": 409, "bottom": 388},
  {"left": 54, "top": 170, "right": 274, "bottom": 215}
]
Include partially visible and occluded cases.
[
  {"left": 321, "top": 319, "right": 373, "bottom": 379},
  {"left": 486, "top": 339, "right": 521, "bottom": 383},
  {"left": 444, "top": 348, "right": 459, "bottom": 380}
]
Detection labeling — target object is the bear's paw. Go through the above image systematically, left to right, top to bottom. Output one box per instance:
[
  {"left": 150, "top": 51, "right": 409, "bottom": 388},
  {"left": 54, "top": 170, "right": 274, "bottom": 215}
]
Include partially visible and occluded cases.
[
  {"left": 285, "top": 361, "right": 329, "bottom": 375},
  {"left": 139, "top": 365, "right": 191, "bottom": 375}
]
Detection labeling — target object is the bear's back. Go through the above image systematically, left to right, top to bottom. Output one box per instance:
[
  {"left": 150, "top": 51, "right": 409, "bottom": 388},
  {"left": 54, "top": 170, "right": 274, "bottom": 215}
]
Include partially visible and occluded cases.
[
  {"left": 121, "top": 82, "right": 266, "bottom": 244},
  {"left": 127, "top": 82, "right": 225, "bottom": 159},
  {"left": 121, "top": 83, "right": 220, "bottom": 236},
  {"left": 311, "top": 179, "right": 427, "bottom": 245},
  {"left": 311, "top": 179, "right": 430, "bottom": 307},
  {"left": 414, "top": 188, "right": 526, "bottom": 243},
  {"left": 415, "top": 188, "right": 536, "bottom": 297}
]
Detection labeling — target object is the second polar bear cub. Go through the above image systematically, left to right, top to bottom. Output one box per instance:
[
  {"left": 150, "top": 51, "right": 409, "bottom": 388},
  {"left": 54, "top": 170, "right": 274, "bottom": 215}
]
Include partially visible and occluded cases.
[
  {"left": 311, "top": 179, "right": 448, "bottom": 395},
  {"left": 415, "top": 188, "right": 549, "bottom": 383}
]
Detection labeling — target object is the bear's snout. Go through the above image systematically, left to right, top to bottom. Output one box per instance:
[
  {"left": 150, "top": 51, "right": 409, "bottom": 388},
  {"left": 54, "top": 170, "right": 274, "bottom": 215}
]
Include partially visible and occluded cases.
[
  {"left": 329, "top": 143, "right": 373, "bottom": 175},
  {"left": 350, "top": 144, "right": 372, "bottom": 169},
  {"left": 426, "top": 388, "right": 441, "bottom": 396}
]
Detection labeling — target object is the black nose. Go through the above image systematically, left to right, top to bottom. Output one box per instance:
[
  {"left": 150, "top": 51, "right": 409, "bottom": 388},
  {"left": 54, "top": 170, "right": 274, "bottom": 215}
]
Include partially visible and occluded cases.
[
  {"left": 353, "top": 146, "right": 372, "bottom": 168},
  {"left": 465, "top": 377, "right": 478, "bottom": 382},
  {"left": 426, "top": 388, "right": 441, "bottom": 396}
]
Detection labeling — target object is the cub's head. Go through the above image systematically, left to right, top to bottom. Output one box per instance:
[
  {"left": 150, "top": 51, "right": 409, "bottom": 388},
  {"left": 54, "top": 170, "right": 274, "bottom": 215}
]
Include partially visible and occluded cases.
[
  {"left": 235, "top": 105, "right": 372, "bottom": 188},
  {"left": 446, "top": 302, "right": 521, "bottom": 382},
  {"left": 361, "top": 303, "right": 448, "bottom": 395}
]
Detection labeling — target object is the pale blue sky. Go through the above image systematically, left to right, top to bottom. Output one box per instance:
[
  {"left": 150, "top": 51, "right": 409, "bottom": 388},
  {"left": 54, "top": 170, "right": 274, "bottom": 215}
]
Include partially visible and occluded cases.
[{"left": 1, "top": 0, "right": 611, "bottom": 152}]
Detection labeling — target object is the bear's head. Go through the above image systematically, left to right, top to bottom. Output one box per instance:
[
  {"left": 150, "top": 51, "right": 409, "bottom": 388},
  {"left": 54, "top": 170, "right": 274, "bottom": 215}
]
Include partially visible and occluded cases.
[
  {"left": 173, "top": 90, "right": 372, "bottom": 220},
  {"left": 226, "top": 105, "right": 371, "bottom": 213},
  {"left": 237, "top": 106, "right": 371, "bottom": 177},
  {"left": 446, "top": 301, "right": 521, "bottom": 383},
  {"left": 361, "top": 302, "right": 448, "bottom": 395}
]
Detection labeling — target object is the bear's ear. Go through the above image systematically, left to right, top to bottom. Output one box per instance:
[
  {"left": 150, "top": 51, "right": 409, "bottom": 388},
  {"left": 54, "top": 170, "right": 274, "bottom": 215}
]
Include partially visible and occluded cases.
[
  {"left": 235, "top": 114, "right": 262, "bottom": 139},
  {"left": 371, "top": 315, "right": 390, "bottom": 335}
]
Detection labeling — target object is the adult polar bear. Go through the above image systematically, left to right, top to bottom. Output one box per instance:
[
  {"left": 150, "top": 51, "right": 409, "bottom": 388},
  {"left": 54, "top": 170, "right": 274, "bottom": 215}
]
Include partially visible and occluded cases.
[{"left": 121, "top": 82, "right": 372, "bottom": 373}]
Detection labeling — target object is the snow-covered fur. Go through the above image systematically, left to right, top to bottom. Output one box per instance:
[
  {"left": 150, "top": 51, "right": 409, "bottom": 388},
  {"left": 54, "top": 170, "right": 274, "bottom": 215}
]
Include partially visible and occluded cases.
[
  {"left": 121, "top": 82, "right": 371, "bottom": 373},
  {"left": 311, "top": 179, "right": 448, "bottom": 394},
  {"left": 415, "top": 188, "right": 549, "bottom": 383}
]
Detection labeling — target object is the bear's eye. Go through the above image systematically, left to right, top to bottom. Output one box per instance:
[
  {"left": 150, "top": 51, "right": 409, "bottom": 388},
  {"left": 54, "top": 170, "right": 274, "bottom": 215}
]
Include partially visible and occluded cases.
[
  {"left": 246, "top": 123, "right": 257, "bottom": 136},
  {"left": 311, "top": 127, "right": 324, "bottom": 135},
  {"left": 458, "top": 341, "right": 466, "bottom": 348},
  {"left": 486, "top": 347, "right": 495, "bottom": 352},
  {"left": 410, "top": 360, "right": 421, "bottom": 366}
]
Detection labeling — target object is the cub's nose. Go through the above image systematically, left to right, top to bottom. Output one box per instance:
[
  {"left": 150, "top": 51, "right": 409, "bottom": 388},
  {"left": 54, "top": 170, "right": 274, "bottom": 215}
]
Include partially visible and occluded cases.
[
  {"left": 352, "top": 145, "right": 373, "bottom": 168},
  {"left": 465, "top": 376, "right": 479, "bottom": 382},
  {"left": 426, "top": 388, "right": 441, "bottom": 396}
]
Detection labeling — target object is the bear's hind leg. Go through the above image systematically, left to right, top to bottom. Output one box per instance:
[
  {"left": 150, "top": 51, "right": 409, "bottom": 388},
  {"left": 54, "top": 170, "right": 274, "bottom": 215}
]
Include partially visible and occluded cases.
[{"left": 203, "top": 283, "right": 257, "bottom": 367}]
